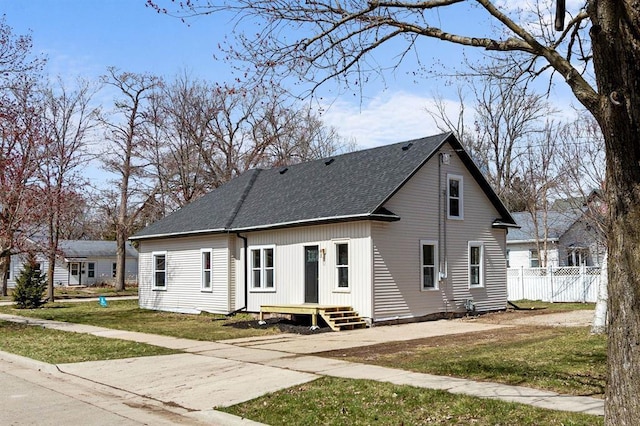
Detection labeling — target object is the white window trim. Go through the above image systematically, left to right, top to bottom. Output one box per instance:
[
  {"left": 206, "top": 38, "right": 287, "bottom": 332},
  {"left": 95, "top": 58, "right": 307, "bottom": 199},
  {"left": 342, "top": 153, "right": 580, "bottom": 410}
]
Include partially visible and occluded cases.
[
  {"left": 447, "top": 174, "right": 464, "bottom": 220},
  {"left": 333, "top": 240, "right": 350, "bottom": 292},
  {"left": 420, "top": 240, "right": 439, "bottom": 291},
  {"left": 468, "top": 242, "right": 484, "bottom": 288},
  {"left": 249, "top": 245, "right": 276, "bottom": 292},
  {"left": 201, "top": 248, "right": 213, "bottom": 292},
  {"left": 152, "top": 251, "right": 167, "bottom": 291}
]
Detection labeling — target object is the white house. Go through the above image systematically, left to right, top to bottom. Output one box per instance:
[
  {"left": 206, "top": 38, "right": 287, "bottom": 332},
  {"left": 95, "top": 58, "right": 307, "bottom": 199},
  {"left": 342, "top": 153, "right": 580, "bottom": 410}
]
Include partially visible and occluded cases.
[
  {"left": 131, "top": 133, "right": 517, "bottom": 325},
  {"left": 507, "top": 210, "right": 605, "bottom": 268},
  {"left": 7, "top": 240, "right": 138, "bottom": 287}
]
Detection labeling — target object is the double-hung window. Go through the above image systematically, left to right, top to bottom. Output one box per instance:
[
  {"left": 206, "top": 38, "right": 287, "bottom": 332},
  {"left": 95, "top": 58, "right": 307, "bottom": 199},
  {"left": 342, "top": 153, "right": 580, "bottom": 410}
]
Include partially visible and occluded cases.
[
  {"left": 447, "top": 174, "right": 464, "bottom": 219},
  {"left": 420, "top": 240, "right": 438, "bottom": 290},
  {"left": 335, "top": 242, "right": 349, "bottom": 289},
  {"left": 469, "top": 242, "right": 484, "bottom": 288},
  {"left": 251, "top": 246, "right": 275, "bottom": 290},
  {"left": 201, "top": 249, "right": 213, "bottom": 291},
  {"left": 530, "top": 250, "right": 540, "bottom": 267},
  {"left": 152, "top": 252, "right": 167, "bottom": 290},
  {"left": 88, "top": 262, "right": 95, "bottom": 278}
]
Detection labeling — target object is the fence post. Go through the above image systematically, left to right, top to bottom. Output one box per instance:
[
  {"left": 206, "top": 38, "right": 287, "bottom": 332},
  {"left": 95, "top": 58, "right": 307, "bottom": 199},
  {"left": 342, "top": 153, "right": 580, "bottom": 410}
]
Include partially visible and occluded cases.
[
  {"left": 580, "top": 264, "right": 586, "bottom": 303},
  {"left": 549, "top": 265, "right": 554, "bottom": 303},
  {"left": 520, "top": 266, "right": 524, "bottom": 300}
]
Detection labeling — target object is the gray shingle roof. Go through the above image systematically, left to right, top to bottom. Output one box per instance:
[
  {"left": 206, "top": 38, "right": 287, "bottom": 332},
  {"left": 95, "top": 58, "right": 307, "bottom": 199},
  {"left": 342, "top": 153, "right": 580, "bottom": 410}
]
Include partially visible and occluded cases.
[
  {"left": 132, "top": 132, "right": 515, "bottom": 240},
  {"left": 507, "top": 210, "right": 586, "bottom": 242},
  {"left": 58, "top": 240, "right": 138, "bottom": 259}
]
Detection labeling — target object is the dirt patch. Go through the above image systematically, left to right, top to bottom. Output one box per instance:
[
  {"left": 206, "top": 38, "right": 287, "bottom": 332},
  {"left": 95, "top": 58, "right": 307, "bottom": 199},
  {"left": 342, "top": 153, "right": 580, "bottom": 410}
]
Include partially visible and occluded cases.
[
  {"left": 463, "top": 307, "right": 594, "bottom": 327},
  {"left": 225, "top": 316, "right": 332, "bottom": 335},
  {"left": 317, "top": 325, "right": 543, "bottom": 359}
]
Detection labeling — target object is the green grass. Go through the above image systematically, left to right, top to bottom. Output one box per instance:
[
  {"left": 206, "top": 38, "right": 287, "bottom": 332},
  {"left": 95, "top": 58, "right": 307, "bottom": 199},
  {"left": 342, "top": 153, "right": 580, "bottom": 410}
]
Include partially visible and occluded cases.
[
  {"left": 0, "top": 285, "right": 138, "bottom": 302},
  {"left": 0, "top": 299, "right": 281, "bottom": 341},
  {"left": 511, "top": 300, "right": 596, "bottom": 311},
  {"left": 0, "top": 320, "right": 179, "bottom": 363},
  {"left": 323, "top": 326, "right": 606, "bottom": 398},
  {"left": 222, "top": 377, "right": 602, "bottom": 425}
]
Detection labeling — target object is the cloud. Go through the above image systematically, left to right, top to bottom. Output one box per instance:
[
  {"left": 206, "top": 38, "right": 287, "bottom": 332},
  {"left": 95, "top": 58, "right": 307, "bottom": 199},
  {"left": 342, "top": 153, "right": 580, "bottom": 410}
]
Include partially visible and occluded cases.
[{"left": 319, "top": 91, "right": 464, "bottom": 148}]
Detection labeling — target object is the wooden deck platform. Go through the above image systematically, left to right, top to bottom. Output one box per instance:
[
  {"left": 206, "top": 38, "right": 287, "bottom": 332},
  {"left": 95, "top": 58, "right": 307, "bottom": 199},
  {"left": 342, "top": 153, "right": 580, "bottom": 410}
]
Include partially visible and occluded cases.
[{"left": 259, "top": 304, "right": 367, "bottom": 331}]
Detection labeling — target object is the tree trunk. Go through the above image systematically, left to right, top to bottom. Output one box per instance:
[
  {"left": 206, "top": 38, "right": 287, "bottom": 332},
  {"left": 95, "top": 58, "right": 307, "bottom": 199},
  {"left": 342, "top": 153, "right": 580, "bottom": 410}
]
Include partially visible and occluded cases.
[
  {"left": 588, "top": 3, "right": 640, "bottom": 423},
  {"left": 115, "top": 226, "right": 126, "bottom": 291},
  {"left": 46, "top": 250, "right": 56, "bottom": 303},
  {"left": 591, "top": 254, "right": 607, "bottom": 334},
  {"left": 0, "top": 255, "right": 9, "bottom": 297}
]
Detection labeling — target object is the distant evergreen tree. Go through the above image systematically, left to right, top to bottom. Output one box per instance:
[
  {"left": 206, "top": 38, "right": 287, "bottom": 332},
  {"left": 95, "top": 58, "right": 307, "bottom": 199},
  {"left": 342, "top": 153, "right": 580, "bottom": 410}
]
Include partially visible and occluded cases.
[{"left": 12, "top": 255, "right": 47, "bottom": 309}]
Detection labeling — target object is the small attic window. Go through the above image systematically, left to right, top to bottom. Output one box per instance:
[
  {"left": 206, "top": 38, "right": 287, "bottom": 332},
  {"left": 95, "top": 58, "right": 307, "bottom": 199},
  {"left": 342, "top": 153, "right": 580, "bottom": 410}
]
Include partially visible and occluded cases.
[
  {"left": 402, "top": 142, "right": 413, "bottom": 151},
  {"left": 324, "top": 158, "right": 335, "bottom": 165},
  {"left": 279, "top": 167, "right": 288, "bottom": 174}
]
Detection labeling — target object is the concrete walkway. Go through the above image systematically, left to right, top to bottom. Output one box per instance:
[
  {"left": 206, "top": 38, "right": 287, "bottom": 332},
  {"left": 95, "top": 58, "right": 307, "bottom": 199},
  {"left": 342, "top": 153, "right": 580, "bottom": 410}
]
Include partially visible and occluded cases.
[{"left": 0, "top": 312, "right": 604, "bottom": 421}]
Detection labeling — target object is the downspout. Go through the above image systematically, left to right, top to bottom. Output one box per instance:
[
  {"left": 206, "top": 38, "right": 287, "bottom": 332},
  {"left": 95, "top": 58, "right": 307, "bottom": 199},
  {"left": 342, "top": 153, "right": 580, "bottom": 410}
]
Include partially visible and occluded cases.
[{"left": 227, "top": 232, "right": 248, "bottom": 316}]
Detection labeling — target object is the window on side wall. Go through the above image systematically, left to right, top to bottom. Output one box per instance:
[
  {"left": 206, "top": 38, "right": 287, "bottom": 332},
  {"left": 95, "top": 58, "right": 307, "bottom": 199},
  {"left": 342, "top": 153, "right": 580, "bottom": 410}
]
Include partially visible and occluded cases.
[
  {"left": 447, "top": 174, "right": 464, "bottom": 220},
  {"left": 420, "top": 240, "right": 438, "bottom": 290},
  {"left": 335, "top": 242, "right": 349, "bottom": 289},
  {"left": 469, "top": 242, "right": 484, "bottom": 288},
  {"left": 250, "top": 246, "right": 275, "bottom": 290},
  {"left": 201, "top": 249, "right": 212, "bottom": 291},
  {"left": 530, "top": 250, "right": 540, "bottom": 268},
  {"left": 152, "top": 252, "right": 167, "bottom": 290},
  {"left": 88, "top": 262, "right": 95, "bottom": 278},
  {"left": 112, "top": 262, "right": 117, "bottom": 278}
]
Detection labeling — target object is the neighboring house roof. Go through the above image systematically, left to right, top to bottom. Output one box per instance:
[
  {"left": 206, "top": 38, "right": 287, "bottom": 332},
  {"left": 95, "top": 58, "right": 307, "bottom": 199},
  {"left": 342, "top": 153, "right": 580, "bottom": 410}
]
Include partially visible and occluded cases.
[
  {"left": 132, "top": 132, "right": 516, "bottom": 240},
  {"left": 507, "top": 210, "right": 586, "bottom": 243},
  {"left": 58, "top": 240, "right": 138, "bottom": 260}
]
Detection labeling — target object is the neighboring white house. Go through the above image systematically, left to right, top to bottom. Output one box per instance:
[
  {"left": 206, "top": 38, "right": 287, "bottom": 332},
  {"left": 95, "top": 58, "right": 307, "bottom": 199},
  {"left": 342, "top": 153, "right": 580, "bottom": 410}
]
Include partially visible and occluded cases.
[
  {"left": 131, "top": 133, "right": 518, "bottom": 323},
  {"left": 507, "top": 210, "right": 606, "bottom": 269},
  {"left": 7, "top": 240, "right": 138, "bottom": 287}
]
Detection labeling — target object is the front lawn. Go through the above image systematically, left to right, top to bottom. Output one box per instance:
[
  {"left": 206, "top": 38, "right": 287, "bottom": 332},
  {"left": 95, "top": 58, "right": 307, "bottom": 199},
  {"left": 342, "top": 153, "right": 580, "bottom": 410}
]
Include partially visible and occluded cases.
[
  {"left": 0, "top": 285, "right": 138, "bottom": 302},
  {"left": 0, "top": 299, "right": 282, "bottom": 341},
  {"left": 510, "top": 300, "right": 596, "bottom": 311},
  {"left": 0, "top": 320, "right": 179, "bottom": 364},
  {"left": 319, "top": 325, "right": 606, "bottom": 398},
  {"left": 222, "top": 377, "right": 602, "bottom": 425}
]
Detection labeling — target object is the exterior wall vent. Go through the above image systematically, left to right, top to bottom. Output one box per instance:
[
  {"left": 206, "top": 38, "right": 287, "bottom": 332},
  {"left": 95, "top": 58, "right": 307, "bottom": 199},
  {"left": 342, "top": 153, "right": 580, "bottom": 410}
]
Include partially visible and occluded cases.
[{"left": 441, "top": 153, "right": 450, "bottom": 165}]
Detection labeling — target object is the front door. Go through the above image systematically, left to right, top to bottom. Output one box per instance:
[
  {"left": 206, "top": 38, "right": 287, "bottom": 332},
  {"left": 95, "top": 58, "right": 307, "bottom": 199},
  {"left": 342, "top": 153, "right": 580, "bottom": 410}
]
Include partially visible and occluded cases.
[
  {"left": 304, "top": 246, "right": 319, "bottom": 303},
  {"left": 69, "top": 262, "right": 81, "bottom": 285}
]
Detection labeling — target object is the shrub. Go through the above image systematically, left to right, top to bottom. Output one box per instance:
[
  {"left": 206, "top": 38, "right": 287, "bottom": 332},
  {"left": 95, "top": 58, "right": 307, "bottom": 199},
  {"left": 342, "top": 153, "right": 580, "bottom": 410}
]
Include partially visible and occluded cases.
[{"left": 12, "top": 255, "right": 47, "bottom": 309}]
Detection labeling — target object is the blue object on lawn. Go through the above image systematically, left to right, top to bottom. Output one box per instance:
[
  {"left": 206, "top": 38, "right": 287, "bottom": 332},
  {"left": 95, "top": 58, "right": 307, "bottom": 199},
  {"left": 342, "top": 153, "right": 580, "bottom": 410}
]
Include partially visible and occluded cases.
[{"left": 99, "top": 296, "right": 108, "bottom": 307}]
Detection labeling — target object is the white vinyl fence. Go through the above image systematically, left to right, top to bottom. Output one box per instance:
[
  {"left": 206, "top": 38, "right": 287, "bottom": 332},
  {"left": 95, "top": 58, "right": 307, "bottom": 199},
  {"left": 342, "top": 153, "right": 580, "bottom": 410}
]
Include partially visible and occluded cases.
[{"left": 507, "top": 266, "right": 602, "bottom": 303}]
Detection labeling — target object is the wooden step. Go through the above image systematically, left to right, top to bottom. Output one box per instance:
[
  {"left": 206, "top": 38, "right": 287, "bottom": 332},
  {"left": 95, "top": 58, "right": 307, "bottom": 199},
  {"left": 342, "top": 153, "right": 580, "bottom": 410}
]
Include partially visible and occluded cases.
[{"left": 319, "top": 306, "right": 367, "bottom": 331}]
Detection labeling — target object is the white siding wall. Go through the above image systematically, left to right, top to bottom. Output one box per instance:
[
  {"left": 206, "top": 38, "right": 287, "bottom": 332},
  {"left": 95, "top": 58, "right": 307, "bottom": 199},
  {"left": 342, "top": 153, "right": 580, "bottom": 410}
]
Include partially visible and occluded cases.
[
  {"left": 371, "top": 144, "right": 508, "bottom": 321},
  {"left": 241, "top": 222, "right": 373, "bottom": 318},
  {"left": 138, "top": 234, "right": 231, "bottom": 314},
  {"left": 507, "top": 243, "right": 560, "bottom": 269},
  {"left": 8, "top": 256, "right": 137, "bottom": 287}
]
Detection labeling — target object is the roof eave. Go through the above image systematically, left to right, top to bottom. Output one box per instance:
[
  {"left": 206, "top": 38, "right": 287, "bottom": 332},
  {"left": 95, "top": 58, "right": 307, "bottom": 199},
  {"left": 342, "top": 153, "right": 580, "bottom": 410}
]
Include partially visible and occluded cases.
[
  {"left": 232, "top": 213, "right": 401, "bottom": 233},
  {"left": 492, "top": 220, "right": 520, "bottom": 229},
  {"left": 129, "top": 228, "right": 227, "bottom": 241},
  {"left": 506, "top": 238, "right": 560, "bottom": 244}
]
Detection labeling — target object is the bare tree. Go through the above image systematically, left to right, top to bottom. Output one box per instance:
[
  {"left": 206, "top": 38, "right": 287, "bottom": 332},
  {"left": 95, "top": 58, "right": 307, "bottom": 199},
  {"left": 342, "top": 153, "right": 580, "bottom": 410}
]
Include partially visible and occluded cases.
[
  {"left": 147, "top": 1, "right": 640, "bottom": 420},
  {"left": 0, "top": 17, "right": 44, "bottom": 87},
  {"left": 0, "top": 19, "right": 46, "bottom": 296},
  {"left": 99, "top": 68, "right": 159, "bottom": 291},
  {"left": 141, "top": 75, "right": 353, "bottom": 216},
  {"left": 428, "top": 75, "right": 554, "bottom": 211},
  {"left": 0, "top": 76, "right": 46, "bottom": 296},
  {"left": 38, "top": 77, "right": 99, "bottom": 301},
  {"left": 519, "top": 120, "right": 564, "bottom": 268}
]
